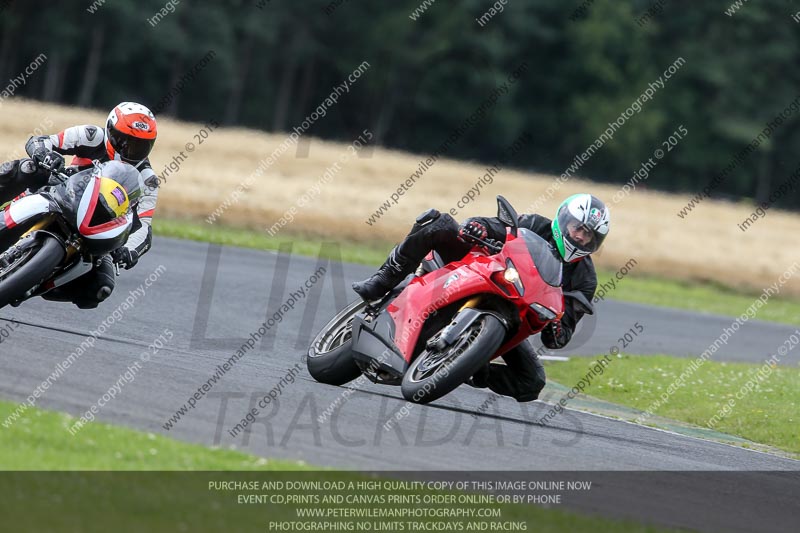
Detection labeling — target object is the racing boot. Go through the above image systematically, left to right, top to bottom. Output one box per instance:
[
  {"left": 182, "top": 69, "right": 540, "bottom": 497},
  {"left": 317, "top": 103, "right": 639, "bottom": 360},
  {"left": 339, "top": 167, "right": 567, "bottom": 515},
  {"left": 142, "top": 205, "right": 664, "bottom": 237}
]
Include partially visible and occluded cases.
[
  {"left": 352, "top": 246, "right": 414, "bottom": 301},
  {"left": 89, "top": 255, "right": 116, "bottom": 305}
]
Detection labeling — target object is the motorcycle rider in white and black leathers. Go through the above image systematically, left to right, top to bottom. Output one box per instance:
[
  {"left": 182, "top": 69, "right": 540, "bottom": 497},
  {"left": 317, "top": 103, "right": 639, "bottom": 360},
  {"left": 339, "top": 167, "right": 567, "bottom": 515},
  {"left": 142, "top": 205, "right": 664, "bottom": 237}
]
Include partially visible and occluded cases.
[
  {"left": 0, "top": 102, "right": 160, "bottom": 308},
  {"left": 352, "top": 194, "right": 611, "bottom": 402}
]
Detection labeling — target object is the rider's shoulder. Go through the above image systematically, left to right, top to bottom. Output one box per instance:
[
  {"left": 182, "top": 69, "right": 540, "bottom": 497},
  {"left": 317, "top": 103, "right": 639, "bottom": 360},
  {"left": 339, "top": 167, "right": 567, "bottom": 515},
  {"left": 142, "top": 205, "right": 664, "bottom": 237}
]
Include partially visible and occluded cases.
[
  {"left": 67, "top": 124, "right": 105, "bottom": 136},
  {"left": 136, "top": 161, "right": 162, "bottom": 192},
  {"left": 519, "top": 213, "right": 552, "bottom": 232},
  {"left": 576, "top": 255, "right": 596, "bottom": 276}
]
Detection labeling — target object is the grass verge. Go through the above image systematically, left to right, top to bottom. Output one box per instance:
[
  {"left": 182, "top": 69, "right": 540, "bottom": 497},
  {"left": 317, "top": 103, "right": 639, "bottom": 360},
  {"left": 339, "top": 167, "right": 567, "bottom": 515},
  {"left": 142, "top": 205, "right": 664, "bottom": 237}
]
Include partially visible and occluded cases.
[
  {"left": 154, "top": 217, "right": 800, "bottom": 325},
  {"left": 154, "top": 217, "right": 388, "bottom": 266},
  {"left": 602, "top": 272, "right": 800, "bottom": 325},
  {"left": 544, "top": 354, "right": 800, "bottom": 455},
  {"left": 0, "top": 399, "right": 674, "bottom": 532},
  {"left": 0, "top": 399, "right": 308, "bottom": 471}
]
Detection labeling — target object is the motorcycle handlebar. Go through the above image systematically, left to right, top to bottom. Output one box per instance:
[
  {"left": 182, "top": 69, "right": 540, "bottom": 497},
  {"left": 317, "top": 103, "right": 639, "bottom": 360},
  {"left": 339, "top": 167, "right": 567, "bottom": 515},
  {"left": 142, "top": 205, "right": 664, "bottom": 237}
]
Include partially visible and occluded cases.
[
  {"left": 36, "top": 160, "right": 69, "bottom": 183},
  {"left": 53, "top": 171, "right": 69, "bottom": 182},
  {"left": 466, "top": 235, "right": 503, "bottom": 254}
]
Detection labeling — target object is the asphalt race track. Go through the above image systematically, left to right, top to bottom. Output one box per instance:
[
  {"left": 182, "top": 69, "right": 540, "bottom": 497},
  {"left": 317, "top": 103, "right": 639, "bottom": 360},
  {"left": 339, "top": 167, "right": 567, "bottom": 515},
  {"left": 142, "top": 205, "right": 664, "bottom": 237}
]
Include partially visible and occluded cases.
[{"left": 1, "top": 237, "right": 798, "bottom": 531}]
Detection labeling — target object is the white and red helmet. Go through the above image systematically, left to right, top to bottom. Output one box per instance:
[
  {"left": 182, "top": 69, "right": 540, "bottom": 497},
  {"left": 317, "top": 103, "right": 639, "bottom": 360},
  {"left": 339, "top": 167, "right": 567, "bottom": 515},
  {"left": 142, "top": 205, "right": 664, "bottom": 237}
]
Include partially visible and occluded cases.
[{"left": 105, "top": 102, "right": 157, "bottom": 163}]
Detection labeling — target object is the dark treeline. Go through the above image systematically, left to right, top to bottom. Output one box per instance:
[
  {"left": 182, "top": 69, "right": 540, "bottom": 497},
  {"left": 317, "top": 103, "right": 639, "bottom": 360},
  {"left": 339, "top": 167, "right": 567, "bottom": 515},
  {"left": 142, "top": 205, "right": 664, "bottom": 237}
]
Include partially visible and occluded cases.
[{"left": 1, "top": 0, "right": 799, "bottom": 207}]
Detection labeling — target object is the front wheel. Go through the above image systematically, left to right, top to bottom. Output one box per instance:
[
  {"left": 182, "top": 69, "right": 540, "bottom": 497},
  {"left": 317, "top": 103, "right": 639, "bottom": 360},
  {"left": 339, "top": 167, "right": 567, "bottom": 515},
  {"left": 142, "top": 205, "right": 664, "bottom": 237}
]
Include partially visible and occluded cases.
[
  {"left": 0, "top": 234, "right": 65, "bottom": 309},
  {"left": 306, "top": 299, "right": 367, "bottom": 386},
  {"left": 401, "top": 314, "right": 506, "bottom": 404}
]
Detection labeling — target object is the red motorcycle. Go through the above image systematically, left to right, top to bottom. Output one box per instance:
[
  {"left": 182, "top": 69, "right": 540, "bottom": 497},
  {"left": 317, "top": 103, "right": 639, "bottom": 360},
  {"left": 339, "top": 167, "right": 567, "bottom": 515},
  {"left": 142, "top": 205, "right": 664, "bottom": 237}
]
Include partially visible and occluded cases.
[{"left": 307, "top": 196, "right": 593, "bottom": 404}]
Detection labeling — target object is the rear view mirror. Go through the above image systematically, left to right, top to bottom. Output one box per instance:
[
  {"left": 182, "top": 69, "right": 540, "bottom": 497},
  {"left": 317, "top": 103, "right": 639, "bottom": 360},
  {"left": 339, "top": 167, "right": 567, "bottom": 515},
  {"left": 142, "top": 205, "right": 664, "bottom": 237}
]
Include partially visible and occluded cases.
[
  {"left": 496, "top": 195, "right": 519, "bottom": 236},
  {"left": 563, "top": 290, "right": 594, "bottom": 315}
]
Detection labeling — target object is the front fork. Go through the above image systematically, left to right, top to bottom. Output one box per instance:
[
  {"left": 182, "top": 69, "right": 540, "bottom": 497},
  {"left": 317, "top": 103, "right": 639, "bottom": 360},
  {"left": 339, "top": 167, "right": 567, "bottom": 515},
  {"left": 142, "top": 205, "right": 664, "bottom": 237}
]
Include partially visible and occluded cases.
[
  {"left": 0, "top": 215, "right": 56, "bottom": 265},
  {"left": 24, "top": 215, "right": 83, "bottom": 263},
  {"left": 427, "top": 296, "right": 509, "bottom": 352}
]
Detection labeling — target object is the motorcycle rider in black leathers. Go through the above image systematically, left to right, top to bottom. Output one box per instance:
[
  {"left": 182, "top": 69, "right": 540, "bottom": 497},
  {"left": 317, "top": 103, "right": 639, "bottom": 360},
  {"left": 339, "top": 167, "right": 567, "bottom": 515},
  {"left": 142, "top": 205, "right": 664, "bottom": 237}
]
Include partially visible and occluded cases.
[
  {"left": 0, "top": 102, "right": 159, "bottom": 308},
  {"left": 352, "top": 194, "right": 611, "bottom": 402}
]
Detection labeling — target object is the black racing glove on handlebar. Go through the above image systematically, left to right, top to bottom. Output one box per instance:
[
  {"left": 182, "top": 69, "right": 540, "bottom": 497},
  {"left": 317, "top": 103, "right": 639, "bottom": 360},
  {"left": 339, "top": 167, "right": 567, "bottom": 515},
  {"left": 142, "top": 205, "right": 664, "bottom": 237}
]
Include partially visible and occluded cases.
[
  {"left": 31, "top": 148, "right": 65, "bottom": 174},
  {"left": 458, "top": 220, "right": 488, "bottom": 244},
  {"left": 111, "top": 247, "right": 139, "bottom": 270},
  {"left": 541, "top": 320, "right": 571, "bottom": 349}
]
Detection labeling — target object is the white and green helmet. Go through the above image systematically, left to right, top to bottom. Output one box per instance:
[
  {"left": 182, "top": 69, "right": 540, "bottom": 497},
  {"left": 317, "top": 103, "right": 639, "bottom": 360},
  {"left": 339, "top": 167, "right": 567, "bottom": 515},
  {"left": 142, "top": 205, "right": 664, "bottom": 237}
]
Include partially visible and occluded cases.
[{"left": 551, "top": 194, "right": 610, "bottom": 262}]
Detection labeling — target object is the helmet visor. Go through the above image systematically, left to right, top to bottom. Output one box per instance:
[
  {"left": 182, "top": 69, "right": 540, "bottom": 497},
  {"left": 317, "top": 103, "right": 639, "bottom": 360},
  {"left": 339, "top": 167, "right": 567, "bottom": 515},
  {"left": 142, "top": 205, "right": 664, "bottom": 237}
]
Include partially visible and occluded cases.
[
  {"left": 108, "top": 123, "right": 155, "bottom": 162},
  {"left": 557, "top": 207, "right": 606, "bottom": 254}
]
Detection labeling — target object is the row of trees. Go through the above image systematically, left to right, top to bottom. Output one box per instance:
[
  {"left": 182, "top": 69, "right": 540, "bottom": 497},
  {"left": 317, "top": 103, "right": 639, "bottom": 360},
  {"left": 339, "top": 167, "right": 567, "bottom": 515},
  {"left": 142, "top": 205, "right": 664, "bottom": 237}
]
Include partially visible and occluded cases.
[{"left": 2, "top": 0, "right": 799, "bottom": 207}]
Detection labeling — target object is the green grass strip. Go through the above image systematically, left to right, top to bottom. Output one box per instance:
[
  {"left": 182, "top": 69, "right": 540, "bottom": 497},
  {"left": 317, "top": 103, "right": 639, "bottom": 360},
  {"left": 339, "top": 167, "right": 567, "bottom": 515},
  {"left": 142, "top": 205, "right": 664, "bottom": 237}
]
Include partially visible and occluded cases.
[
  {"left": 544, "top": 354, "right": 800, "bottom": 455},
  {"left": 0, "top": 400, "right": 676, "bottom": 532}
]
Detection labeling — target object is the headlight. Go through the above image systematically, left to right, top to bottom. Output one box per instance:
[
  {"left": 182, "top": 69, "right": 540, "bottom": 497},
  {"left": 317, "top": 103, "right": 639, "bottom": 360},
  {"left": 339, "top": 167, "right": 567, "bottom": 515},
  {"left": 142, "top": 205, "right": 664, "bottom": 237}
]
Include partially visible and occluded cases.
[
  {"left": 503, "top": 259, "right": 524, "bottom": 295},
  {"left": 503, "top": 266, "right": 520, "bottom": 284}
]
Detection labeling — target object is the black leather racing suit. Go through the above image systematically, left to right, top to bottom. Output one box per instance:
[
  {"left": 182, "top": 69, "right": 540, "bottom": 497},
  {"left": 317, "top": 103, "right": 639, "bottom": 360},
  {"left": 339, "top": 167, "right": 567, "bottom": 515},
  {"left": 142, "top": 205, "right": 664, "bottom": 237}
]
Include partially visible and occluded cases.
[
  {"left": 0, "top": 125, "right": 160, "bottom": 308},
  {"left": 393, "top": 210, "right": 598, "bottom": 402}
]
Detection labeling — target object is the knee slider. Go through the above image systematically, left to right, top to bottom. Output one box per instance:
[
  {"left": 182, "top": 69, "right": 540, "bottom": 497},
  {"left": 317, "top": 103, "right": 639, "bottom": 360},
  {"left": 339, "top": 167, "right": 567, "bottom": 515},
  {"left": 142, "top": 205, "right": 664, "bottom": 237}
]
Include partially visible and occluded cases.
[
  {"left": 20, "top": 160, "right": 38, "bottom": 175},
  {"left": 414, "top": 208, "right": 441, "bottom": 227},
  {"left": 409, "top": 209, "right": 446, "bottom": 238}
]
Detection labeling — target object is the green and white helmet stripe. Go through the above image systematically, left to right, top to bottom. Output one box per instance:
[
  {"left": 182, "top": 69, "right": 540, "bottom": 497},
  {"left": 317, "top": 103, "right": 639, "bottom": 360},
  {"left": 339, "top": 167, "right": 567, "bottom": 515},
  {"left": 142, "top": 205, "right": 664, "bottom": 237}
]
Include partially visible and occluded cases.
[
  {"left": 551, "top": 193, "right": 610, "bottom": 262},
  {"left": 552, "top": 216, "right": 568, "bottom": 259}
]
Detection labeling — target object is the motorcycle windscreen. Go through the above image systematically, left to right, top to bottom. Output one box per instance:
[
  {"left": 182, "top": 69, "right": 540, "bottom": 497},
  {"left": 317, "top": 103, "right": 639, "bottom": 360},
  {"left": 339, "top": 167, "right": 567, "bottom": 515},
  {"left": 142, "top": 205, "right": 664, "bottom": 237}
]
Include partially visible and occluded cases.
[
  {"left": 75, "top": 177, "right": 132, "bottom": 254},
  {"left": 517, "top": 228, "right": 563, "bottom": 287},
  {"left": 504, "top": 229, "right": 565, "bottom": 314}
]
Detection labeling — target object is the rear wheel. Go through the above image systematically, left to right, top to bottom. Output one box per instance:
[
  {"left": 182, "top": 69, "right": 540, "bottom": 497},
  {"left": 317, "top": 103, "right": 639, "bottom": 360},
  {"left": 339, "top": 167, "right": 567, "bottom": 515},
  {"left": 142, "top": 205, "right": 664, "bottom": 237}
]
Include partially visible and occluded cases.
[
  {"left": 0, "top": 235, "right": 65, "bottom": 309},
  {"left": 306, "top": 299, "right": 367, "bottom": 385},
  {"left": 401, "top": 314, "right": 506, "bottom": 404}
]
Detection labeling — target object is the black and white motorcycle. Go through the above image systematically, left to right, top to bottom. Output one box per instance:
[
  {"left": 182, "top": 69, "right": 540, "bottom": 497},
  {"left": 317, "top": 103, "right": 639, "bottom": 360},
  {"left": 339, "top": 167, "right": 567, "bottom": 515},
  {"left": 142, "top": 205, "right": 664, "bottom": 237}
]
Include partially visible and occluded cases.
[{"left": 0, "top": 160, "right": 141, "bottom": 309}]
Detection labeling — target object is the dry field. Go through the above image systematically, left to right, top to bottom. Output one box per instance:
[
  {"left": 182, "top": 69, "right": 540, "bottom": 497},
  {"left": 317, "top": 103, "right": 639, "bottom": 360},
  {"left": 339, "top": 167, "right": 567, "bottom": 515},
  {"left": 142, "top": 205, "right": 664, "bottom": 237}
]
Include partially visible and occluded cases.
[{"left": 2, "top": 98, "right": 797, "bottom": 296}]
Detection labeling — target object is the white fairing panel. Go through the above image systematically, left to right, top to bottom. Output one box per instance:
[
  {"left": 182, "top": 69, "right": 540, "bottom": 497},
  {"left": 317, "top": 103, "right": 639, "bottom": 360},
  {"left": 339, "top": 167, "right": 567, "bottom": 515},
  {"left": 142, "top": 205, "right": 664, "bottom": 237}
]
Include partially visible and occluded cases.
[
  {"left": 75, "top": 177, "right": 98, "bottom": 228},
  {"left": 7, "top": 194, "right": 51, "bottom": 225}
]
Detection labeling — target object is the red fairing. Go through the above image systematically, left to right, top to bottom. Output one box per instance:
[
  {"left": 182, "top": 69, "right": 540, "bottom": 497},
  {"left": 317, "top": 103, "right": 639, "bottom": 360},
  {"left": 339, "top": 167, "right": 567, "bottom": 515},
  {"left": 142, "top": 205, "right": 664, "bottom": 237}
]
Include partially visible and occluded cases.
[
  {"left": 3, "top": 208, "right": 17, "bottom": 230},
  {"left": 387, "top": 229, "right": 565, "bottom": 363},
  {"left": 492, "top": 232, "right": 563, "bottom": 356},
  {"left": 387, "top": 259, "right": 503, "bottom": 362}
]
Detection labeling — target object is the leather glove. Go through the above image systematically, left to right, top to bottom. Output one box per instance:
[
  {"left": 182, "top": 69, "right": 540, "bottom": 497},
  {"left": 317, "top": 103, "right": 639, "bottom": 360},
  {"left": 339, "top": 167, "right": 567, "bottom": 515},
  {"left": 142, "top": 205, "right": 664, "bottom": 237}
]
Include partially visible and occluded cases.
[
  {"left": 32, "top": 148, "right": 65, "bottom": 174},
  {"left": 458, "top": 220, "right": 488, "bottom": 244},
  {"left": 111, "top": 247, "right": 139, "bottom": 270},
  {"left": 541, "top": 320, "right": 570, "bottom": 349}
]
